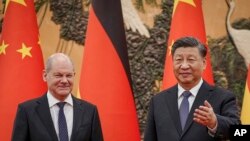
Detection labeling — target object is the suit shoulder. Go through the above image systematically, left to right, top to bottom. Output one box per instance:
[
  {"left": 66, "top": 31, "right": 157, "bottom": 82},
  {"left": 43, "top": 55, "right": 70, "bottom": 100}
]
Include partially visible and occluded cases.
[
  {"left": 202, "top": 81, "right": 235, "bottom": 98},
  {"left": 211, "top": 85, "right": 235, "bottom": 99},
  {"left": 152, "top": 86, "right": 176, "bottom": 100},
  {"left": 214, "top": 86, "right": 233, "bottom": 94},
  {"left": 18, "top": 97, "right": 42, "bottom": 108},
  {"left": 73, "top": 97, "right": 97, "bottom": 109}
]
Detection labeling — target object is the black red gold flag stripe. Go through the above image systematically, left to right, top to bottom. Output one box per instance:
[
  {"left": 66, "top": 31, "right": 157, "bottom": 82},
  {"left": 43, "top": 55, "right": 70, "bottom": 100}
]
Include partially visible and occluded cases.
[
  {"left": 79, "top": 0, "right": 140, "bottom": 140},
  {"left": 241, "top": 64, "right": 250, "bottom": 124}
]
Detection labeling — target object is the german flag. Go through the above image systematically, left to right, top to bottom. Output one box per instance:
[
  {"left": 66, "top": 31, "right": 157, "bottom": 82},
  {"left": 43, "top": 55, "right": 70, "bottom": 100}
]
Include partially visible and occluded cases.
[
  {"left": 79, "top": 0, "right": 140, "bottom": 140},
  {"left": 162, "top": 0, "right": 214, "bottom": 89},
  {"left": 241, "top": 65, "right": 250, "bottom": 124}
]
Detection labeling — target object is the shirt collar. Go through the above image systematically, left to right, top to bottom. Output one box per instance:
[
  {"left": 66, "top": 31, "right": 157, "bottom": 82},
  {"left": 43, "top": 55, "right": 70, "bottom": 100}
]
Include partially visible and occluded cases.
[
  {"left": 178, "top": 79, "right": 203, "bottom": 98},
  {"left": 47, "top": 91, "right": 73, "bottom": 108}
]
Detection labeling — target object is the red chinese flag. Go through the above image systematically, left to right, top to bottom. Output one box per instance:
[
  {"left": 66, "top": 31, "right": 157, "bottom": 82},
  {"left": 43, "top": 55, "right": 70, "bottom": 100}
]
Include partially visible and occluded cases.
[
  {"left": 0, "top": 0, "right": 47, "bottom": 140},
  {"left": 79, "top": 0, "right": 140, "bottom": 140},
  {"left": 162, "top": 0, "right": 214, "bottom": 89}
]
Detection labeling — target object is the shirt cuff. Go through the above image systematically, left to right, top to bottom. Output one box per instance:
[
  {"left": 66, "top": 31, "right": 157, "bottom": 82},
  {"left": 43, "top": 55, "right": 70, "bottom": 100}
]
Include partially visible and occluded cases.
[{"left": 207, "top": 122, "right": 217, "bottom": 137}]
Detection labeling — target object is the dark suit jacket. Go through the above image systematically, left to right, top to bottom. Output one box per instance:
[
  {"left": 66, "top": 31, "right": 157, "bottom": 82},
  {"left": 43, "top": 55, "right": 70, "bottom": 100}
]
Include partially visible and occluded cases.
[
  {"left": 144, "top": 81, "right": 240, "bottom": 141},
  {"left": 12, "top": 94, "right": 103, "bottom": 141}
]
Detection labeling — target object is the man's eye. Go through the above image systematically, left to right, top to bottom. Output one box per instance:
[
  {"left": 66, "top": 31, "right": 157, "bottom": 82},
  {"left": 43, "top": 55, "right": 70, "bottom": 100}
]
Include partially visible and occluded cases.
[
  {"left": 175, "top": 58, "right": 182, "bottom": 61},
  {"left": 188, "top": 58, "right": 196, "bottom": 62},
  {"left": 54, "top": 75, "right": 62, "bottom": 78},
  {"left": 67, "top": 75, "right": 73, "bottom": 78}
]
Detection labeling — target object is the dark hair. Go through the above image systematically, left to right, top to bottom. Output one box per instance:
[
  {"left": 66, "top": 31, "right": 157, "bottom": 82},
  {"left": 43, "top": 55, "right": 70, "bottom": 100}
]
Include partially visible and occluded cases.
[{"left": 171, "top": 36, "right": 207, "bottom": 58}]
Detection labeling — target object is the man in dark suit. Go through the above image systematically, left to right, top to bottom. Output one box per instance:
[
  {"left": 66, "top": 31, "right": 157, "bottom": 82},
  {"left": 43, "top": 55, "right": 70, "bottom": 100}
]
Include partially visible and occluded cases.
[
  {"left": 144, "top": 37, "right": 240, "bottom": 141},
  {"left": 12, "top": 53, "right": 103, "bottom": 141}
]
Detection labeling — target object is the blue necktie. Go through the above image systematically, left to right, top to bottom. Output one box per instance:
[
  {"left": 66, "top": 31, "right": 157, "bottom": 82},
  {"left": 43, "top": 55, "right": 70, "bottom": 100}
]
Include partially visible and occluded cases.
[
  {"left": 179, "top": 91, "right": 192, "bottom": 130},
  {"left": 57, "top": 102, "right": 69, "bottom": 141}
]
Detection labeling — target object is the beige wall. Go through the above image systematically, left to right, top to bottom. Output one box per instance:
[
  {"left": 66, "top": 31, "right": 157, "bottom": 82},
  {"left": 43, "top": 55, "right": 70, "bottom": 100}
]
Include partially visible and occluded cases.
[
  {"left": 38, "top": 0, "right": 250, "bottom": 95},
  {"left": 137, "top": 0, "right": 250, "bottom": 38},
  {"left": 203, "top": 0, "right": 250, "bottom": 38}
]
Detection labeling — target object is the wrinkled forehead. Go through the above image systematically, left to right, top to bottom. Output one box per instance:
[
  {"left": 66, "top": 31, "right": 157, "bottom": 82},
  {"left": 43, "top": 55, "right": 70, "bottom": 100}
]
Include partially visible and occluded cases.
[
  {"left": 173, "top": 47, "right": 201, "bottom": 56},
  {"left": 50, "top": 60, "right": 74, "bottom": 71}
]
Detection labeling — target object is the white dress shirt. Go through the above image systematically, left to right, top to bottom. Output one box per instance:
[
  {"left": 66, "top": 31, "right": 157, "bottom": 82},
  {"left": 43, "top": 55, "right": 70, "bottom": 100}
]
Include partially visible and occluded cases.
[
  {"left": 177, "top": 79, "right": 203, "bottom": 110},
  {"left": 47, "top": 91, "right": 73, "bottom": 141}
]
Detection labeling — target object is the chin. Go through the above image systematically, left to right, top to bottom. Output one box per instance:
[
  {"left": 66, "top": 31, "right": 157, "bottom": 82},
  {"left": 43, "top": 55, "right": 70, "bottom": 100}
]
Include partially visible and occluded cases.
[
  {"left": 179, "top": 79, "right": 193, "bottom": 84},
  {"left": 58, "top": 90, "right": 70, "bottom": 96}
]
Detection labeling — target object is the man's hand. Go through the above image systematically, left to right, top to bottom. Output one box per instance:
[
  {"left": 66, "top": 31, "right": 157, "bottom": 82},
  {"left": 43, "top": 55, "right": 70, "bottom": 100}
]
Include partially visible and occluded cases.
[{"left": 193, "top": 100, "right": 217, "bottom": 129}]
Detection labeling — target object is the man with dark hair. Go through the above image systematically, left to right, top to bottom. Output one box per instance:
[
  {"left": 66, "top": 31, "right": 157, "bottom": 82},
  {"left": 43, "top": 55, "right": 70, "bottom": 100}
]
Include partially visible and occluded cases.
[{"left": 144, "top": 36, "right": 240, "bottom": 141}]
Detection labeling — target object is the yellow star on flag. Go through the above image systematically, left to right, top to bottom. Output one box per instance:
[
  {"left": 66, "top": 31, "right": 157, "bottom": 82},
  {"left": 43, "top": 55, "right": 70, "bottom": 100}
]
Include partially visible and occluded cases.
[
  {"left": 5, "top": 0, "right": 27, "bottom": 12},
  {"left": 11, "top": 0, "right": 26, "bottom": 6},
  {"left": 173, "top": 0, "right": 196, "bottom": 15},
  {"left": 168, "top": 40, "right": 175, "bottom": 56},
  {"left": 0, "top": 41, "right": 9, "bottom": 55},
  {"left": 17, "top": 43, "right": 32, "bottom": 59}
]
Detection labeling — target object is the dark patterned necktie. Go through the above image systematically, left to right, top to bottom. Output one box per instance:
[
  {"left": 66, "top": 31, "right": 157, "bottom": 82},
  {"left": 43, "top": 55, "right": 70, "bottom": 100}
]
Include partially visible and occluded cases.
[
  {"left": 179, "top": 91, "right": 192, "bottom": 130},
  {"left": 57, "top": 102, "right": 69, "bottom": 141}
]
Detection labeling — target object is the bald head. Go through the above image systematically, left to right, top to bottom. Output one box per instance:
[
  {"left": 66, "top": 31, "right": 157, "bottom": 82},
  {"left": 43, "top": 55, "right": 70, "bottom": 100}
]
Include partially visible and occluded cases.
[{"left": 45, "top": 53, "right": 74, "bottom": 73}]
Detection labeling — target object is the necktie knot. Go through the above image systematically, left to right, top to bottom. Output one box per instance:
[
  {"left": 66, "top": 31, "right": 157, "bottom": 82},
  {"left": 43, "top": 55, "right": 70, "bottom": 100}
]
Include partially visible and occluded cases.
[
  {"left": 182, "top": 91, "right": 191, "bottom": 98},
  {"left": 57, "top": 102, "right": 66, "bottom": 109}
]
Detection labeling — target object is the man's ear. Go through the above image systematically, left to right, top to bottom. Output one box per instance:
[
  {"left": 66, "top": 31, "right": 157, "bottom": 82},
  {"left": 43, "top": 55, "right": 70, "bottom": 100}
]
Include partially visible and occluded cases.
[
  {"left": 203, "top": 57, "right": 207, "bottom": 70},
  {"left": 42, "top": 70, "right": 47, "bottom": 82}
]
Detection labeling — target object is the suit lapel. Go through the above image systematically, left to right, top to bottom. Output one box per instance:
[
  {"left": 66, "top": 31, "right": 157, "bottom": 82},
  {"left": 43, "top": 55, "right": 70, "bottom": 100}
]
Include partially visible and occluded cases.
[
  {"left": 182, "top": 81, "right": 214, "bottom": 135},
  {"left": 165, "top": 85, "right": 182, "bottom": 135},
  {"left": 36, "top": 94, "right": 58, "bottom": 141},
  {"left": 70, "top": 96, "right": 84, "bottom": 141}
]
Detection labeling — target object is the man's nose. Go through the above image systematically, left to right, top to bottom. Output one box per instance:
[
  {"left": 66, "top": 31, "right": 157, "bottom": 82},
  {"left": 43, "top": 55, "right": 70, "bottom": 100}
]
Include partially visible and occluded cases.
[
  {"left": 180, "top": 61, "right": 189, "bottom": 68},
  {"left": 61, "top": 76, "right": 68, "bottom": 82}
]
